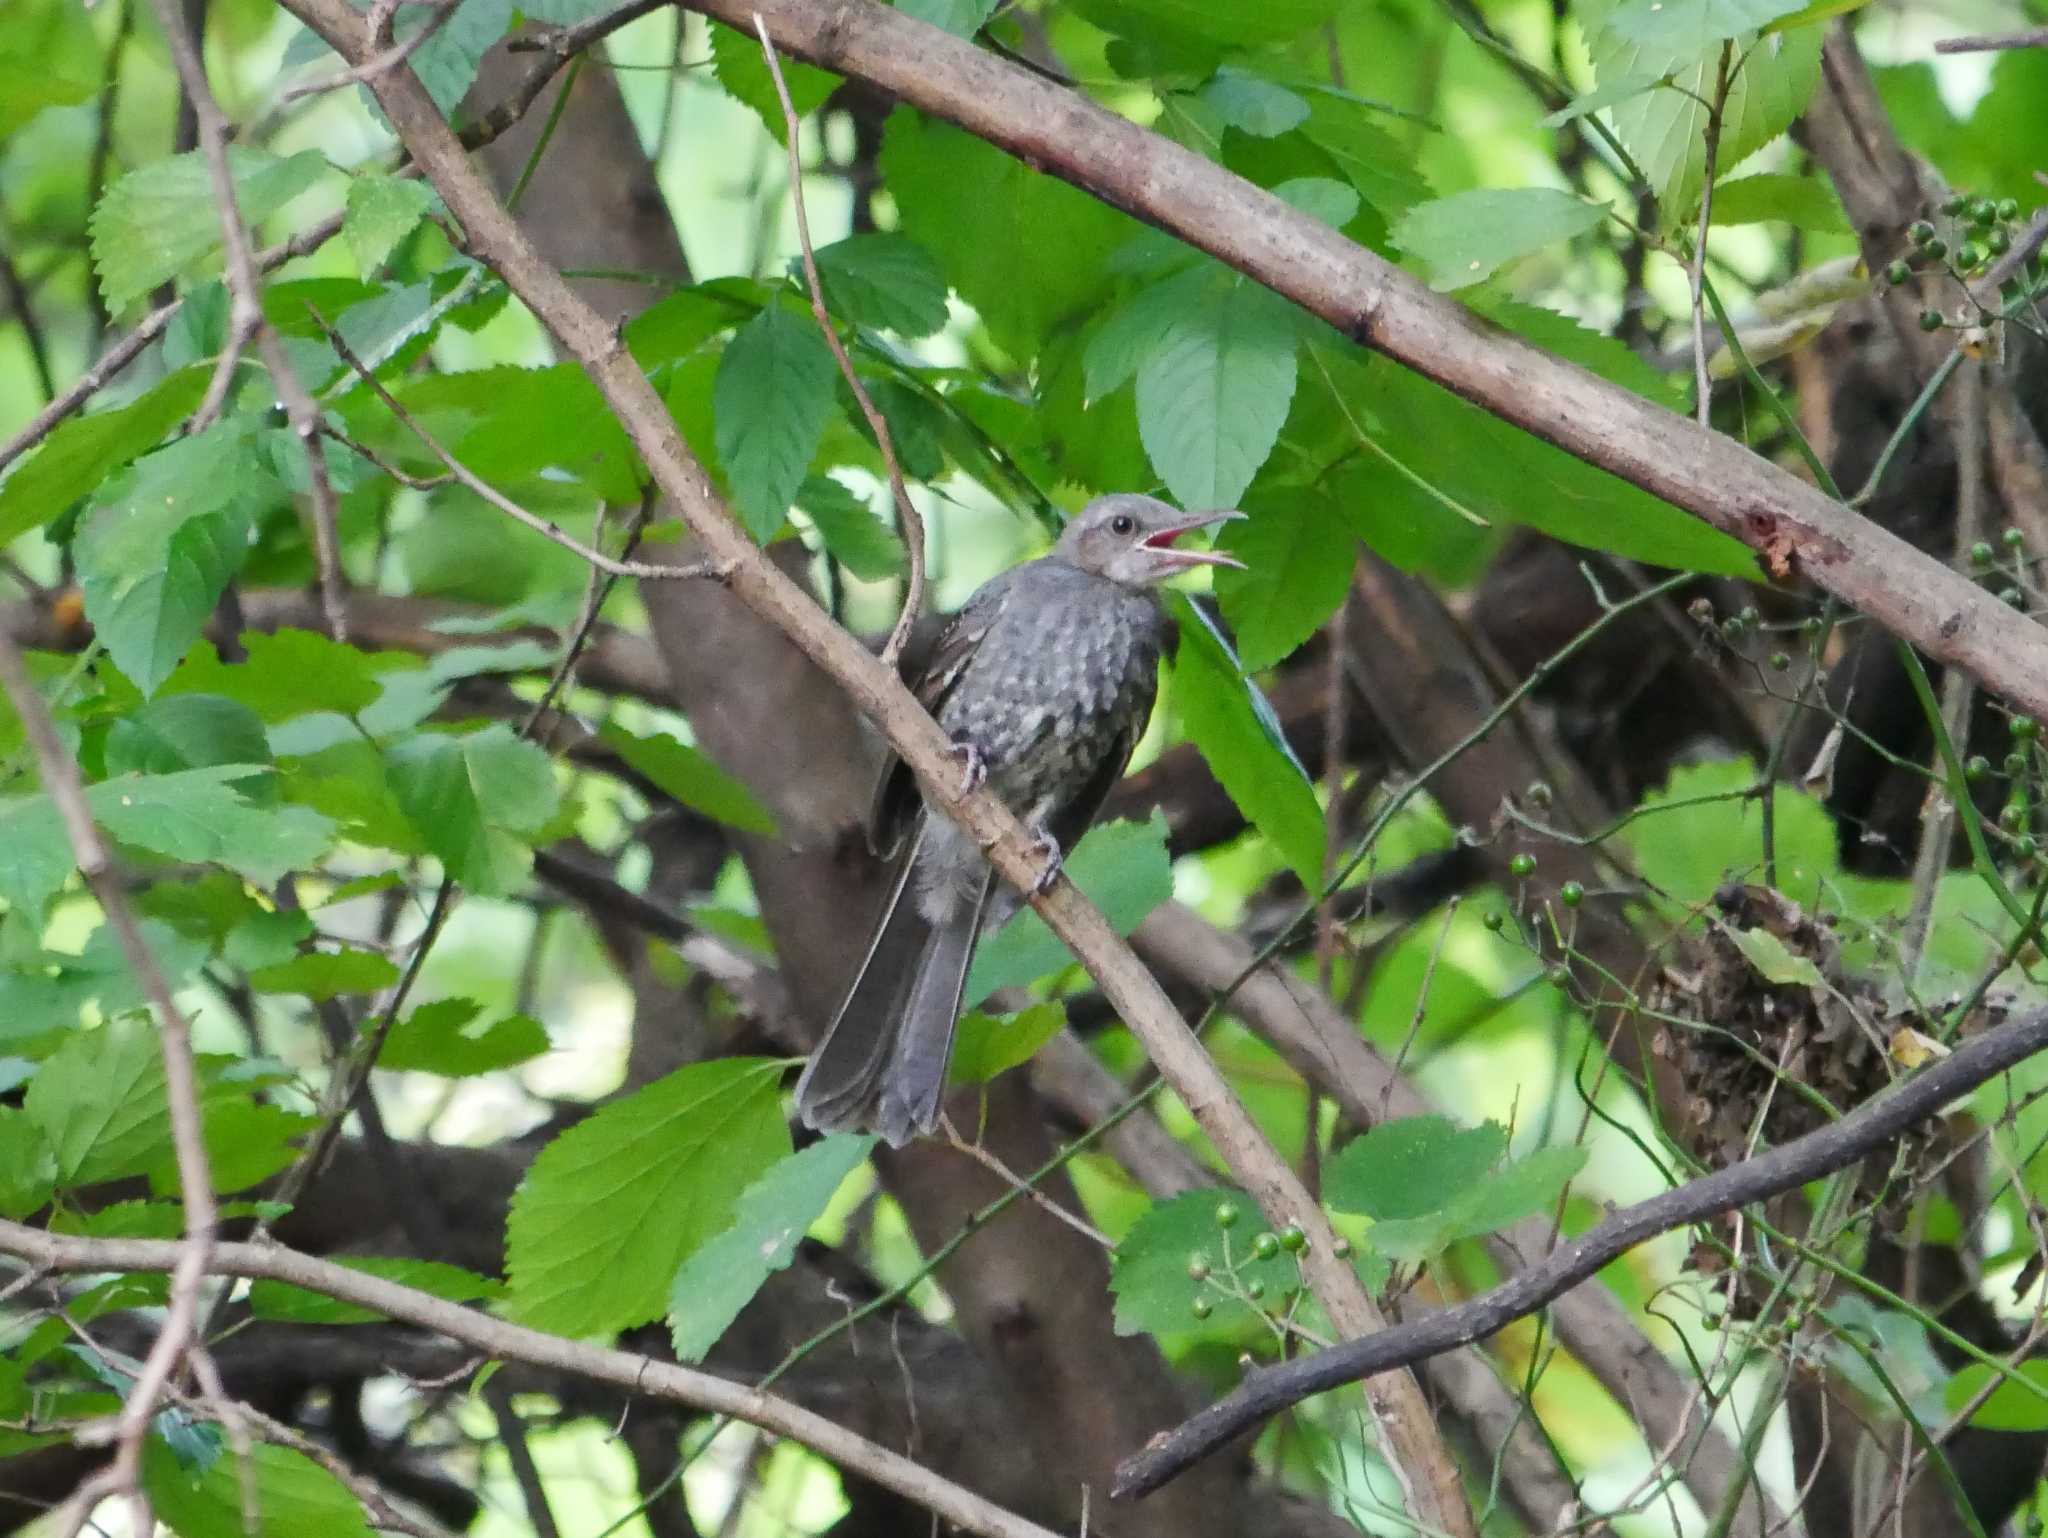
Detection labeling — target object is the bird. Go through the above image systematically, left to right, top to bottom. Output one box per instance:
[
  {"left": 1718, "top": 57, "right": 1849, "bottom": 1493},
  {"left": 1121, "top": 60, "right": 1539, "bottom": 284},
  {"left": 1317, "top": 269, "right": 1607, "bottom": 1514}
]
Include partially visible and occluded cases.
[{"left": 795, "top": 493, "right": 1246, "bottom": 1147}]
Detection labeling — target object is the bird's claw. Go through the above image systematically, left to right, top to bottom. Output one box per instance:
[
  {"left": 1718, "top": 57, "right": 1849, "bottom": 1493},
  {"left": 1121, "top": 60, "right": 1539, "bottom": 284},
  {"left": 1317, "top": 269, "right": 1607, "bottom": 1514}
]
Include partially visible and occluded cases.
[
  {"left": 949, "top": 740, "right": 987, "bottom": 797},
  {"left": 1027, "top": 826, "right": 1064, "bottom": 896}
]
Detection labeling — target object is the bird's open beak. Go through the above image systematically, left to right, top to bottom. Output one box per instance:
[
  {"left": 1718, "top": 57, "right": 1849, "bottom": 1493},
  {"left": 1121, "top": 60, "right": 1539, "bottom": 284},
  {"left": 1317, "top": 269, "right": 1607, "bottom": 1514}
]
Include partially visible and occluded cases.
[{"left": 1141, "top": 509, "right": 1247, "bottom": 570}]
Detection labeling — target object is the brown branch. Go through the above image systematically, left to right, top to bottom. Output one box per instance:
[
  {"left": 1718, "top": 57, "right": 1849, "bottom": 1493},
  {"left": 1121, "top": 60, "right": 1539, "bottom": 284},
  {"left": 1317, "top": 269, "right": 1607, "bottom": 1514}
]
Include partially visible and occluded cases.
[
  {"left": 681, "top": 0, "right": 2048, "bottom": 721},
  {"left": 267, "top": 1, "right": 1476, "bottom": 1528},
  {"left": 752, "top": 15, "right": 927, "bottom": 670},
  {"left": 1932, "top": 26, "right": 2048, "bottom": 53},
  {"left": 0, "top": 634, "right": 218, "bottom": 1537},
  {"left": 1113, "top": 1002, "right": 2048, "bottom": 1500},
  {"left": 0, "top": 1221, "right": 1066, "bottom": 1538},
  {"left": 483, "top": 1378, "right": 563, "bottom": 1538}
]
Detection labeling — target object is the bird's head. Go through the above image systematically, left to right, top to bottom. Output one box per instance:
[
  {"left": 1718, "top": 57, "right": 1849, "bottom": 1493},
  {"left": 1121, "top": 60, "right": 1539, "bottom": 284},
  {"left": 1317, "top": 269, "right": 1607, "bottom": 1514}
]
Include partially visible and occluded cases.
[{"left": 1050, "top": 494, "right": 1246, "bottom": 588}]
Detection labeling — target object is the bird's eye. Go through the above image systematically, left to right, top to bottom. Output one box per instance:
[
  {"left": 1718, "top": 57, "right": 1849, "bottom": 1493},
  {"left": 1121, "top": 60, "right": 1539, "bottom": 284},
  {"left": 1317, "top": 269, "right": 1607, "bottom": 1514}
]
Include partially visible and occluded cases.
[{"left": 1110, "top": 514, "right": 1135, "bottom": 536}]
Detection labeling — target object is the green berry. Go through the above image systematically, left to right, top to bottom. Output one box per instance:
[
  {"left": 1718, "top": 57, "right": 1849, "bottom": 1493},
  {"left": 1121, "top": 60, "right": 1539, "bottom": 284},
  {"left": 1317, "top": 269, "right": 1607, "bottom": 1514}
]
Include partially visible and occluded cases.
[
  {"left": 1940, "top": 195, "right": 1969, "bottom": 217},
  {"left": 1969, "top": 198, "right": 1997, "bottom": 227},
  {"left": 1996, "top": 198, "right": 2019, "bottom": 222},
  {"left": 1910, "top": 219, "right": 1936, "bottom": 245},
  {"left": 1988, "top": 228, "right": 2011, "bottom": 256},
  {"left": 1924, "top": 237, "right": 1948, "bottom": 260},
  {"left": 1957, "top": 243, "right": 1984, "bottom": 270},
  {"left": 1885, "top": 259, "right": 1911, "bottom": 285},
  {"left": 1920, "top": 309, "right": 1945, "bottom": 332},
  {"left": 2006, "top": 527, "right": 2026, "bottom": 550},
  {"left": 1973, "top": 541, "right": 1997, "bottom": 566},
  {"left": 2005, "top": 587, "right": 2028, "bottom": 608},
  {"left": 1739, "top": 606, "right": 1760, "bottom": 629},
  {"left": 1800, "top": 615, "right": 1824, "bottom": 637},
  {"left": 1721, "top": 616, "right": 1747, "bottom": 640},
  {"left": 1770, "top": 651, "right": 1791, "bottom": 671},
  {"left": 2014, "top": 716, "right": 2039, "bottom": 741},
  {"left": 2007, "top": 751, "right": 2030, "bottom": 776},
  {"left": 1966, "top": 755, "right": 1992, "bottom": 782},
  {"left": 2002, "top": 800, "right": 2029, "bottom": 830},
  {"left": 2020, "top": 834, "right": 2041, "bottom": 860},
  {"left": 1509, "top": 852, "right": 1537, "bottom": 879},
  {"left": 1559, "top": 881, "right": 1584, "bottom": 907},
  {"left": 1482, "top": 910, "right": 1505, "bottom": 932},
  {"left": 1546, "top": 962, "right": 1570, "bottom": 987},
  {"left": 1214, "top": 1202, "right": 1240, "bottom": 1230},
  {"left": 1279, "top": 1225, "right": 1307, "bottom": 1253},
  {"left": 1252, "top": 1231, "right": 1280, "bottom": 1261},
  {"left": 1332, "top": 1238, "right": 1353, "bottom": 1258},
  {"left": 1187, "top": 1253, "right": 1211, "bottom": 1282},
  {"left": 1245, "top": 1278, "right": 1266, "bottom": 1301},
  {"left": 1191, "top": 1297, "right": 1213, "bottom": 1320}
]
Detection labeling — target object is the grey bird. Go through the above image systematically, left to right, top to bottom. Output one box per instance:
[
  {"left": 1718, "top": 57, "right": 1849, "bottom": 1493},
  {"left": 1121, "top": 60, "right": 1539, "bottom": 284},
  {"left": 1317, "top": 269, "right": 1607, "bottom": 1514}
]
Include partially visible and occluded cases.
[{"left": 796, "top": 493, "right": 1246, "bottom": 1147}]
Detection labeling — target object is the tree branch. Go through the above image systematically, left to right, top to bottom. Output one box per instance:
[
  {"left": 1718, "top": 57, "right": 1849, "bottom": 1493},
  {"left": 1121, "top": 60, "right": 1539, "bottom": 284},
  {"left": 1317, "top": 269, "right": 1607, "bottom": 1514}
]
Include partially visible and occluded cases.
[{"left": 1112, "top": 1002, "right": 2048, "bottom": 1500}]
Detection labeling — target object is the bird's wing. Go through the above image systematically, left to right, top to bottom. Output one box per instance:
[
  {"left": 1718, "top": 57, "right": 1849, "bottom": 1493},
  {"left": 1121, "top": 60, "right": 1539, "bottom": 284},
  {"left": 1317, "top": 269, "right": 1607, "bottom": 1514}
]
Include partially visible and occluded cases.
[
  {"left": 868, "top": 575, "right": 1015, "bottom": 858},
  {"left": 1043, "top": 718, "right": 1144, "bottom": 861}
]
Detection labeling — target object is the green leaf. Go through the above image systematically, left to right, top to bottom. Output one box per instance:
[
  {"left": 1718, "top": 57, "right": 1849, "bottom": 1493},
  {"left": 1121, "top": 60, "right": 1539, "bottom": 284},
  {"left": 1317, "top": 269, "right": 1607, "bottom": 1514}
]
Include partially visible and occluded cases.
[
  {"left": 0, "top": 0, "right": 99, "bottom": 136},
  {"left": 404, "top": 0, "right": 513, "bottom": 114},
  {"left": 892, "top": 0, "right": 1000, "bottom": 35},
  {"left": 1073, "top": 0, "right": 1340, "bottom": 48},
  {"left": 1582, "top": 0, "right": 1823, "bottom": 219},
  {"left": 1606, "top": 0, "right": 1808, "bottom": 48},
  {"left": 707, "top": 18, "right": 840, "bottom": 142},
  {"left": 1199, "top": 70, "right": 1310, "bottom": 137},
  {"left": 1537, "top": 70, "right": 1670, "bottom": 127},
  {"left": 881, "top": 112, "right": 1132, "bottom": 358},
  {"left": 90, "top": 148, "right": 327, "bottom": 313},
  {"left": 1708, "top": 171, "right": 1849, "bottom": 231},
  {"left": 342, "top": 173, "right": 435, "bottom": 278},
  {"left": 1271, "top": 176, "right": 1361, "bottom": 228},
  {"left": 1392, "top": 188, "right": 1608, "bottom": 291},
  {"left": 810, "top": 234, "right": 950, "bottom": 338},
  {"left": 1083, "top": 266, "right": 1213, "bottom": 402},
  {"left": 1138, "top": 277, "right": 1298, "bottom": 509},
  {"left": 715, "top": 302, "right": 839, "bottom": 543},
  {"left": 0, "top": 367, "right": 211, "bottom": 547},
  {"left": 76, "top": 420, "right": 280, "bottom": 695},
  {"left": 796, "top": 475, "right": 908, "bottom": 580},
  {"left": 1213, "top": 490, "right": 1356, "bottom": 671},
  {"left": 1169, "top": 598, "right": 1326, "bottom": 885},
  {"left": 167, "top": 629, "right": 414, "bottom": 722},
  {"left": 104, "top": 695, "right": 271, "bottom": 780},
  {"left": 597, "top": 722, "right": 778, "bottom": 835},
  {"left": 384, "top": 725, "right": 559, "bottom": 897},
  {"left": 90, "top": 768, "right": 336, "bottom": 887},
  {"left": 0, "top": 796, "right": 81, "bottom": 922},
  {"left": 966, "top": 814, "right": 1174, "bottom": 1002},
  {"left": 0, "top": 921, "right": 208, "bottom": 1056},
  {"left": 1727, "top": 925, "right": 1825, "bottom": 988},
  {"left": 248, "top": 948, "right": 401, "bottom": 1000},
  {"left": 379, "top": 997, "right": 549, "bottom": 1076},
  {"left": 949, "top": 1001, "right": 1066, "bottom": 1086},
  {"left": 25, "top": 1016, "right": 169, "bottom": 1186},
  {"left": 506, "top": 1057, "right": 792, "bottom": 1335},
  {"left": 0, "top": 1109, "right": 56, "bottom": 1219},
  {"left": 1324, "top": 1117, "right": 1509, "bottom": 1220},
  {"left": 668, "top": 1133, "right": 873, "bottom": 1361},
  {"left": 1374, "top": 1146, "right": 1587, "bottom": 1256},
  {"left": 1109, "top": 1189, "right": 1302, "bottom": 1339},
  {"left": 247, "top": 1258, "right": 502, "bottom": 1325},
  {"left": 1941, "top": 1360, "right": 2048, "bottom": 1431},
  {"left": 144, "top": 1438, "right": 375, "bottom": 1538}
]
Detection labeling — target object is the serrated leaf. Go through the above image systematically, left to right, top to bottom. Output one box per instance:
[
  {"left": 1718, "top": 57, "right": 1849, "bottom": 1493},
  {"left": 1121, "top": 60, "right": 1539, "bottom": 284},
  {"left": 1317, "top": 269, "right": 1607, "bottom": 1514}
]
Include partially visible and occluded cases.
[
  {"left": 403, "top": 0, "right": 513, "bottom": 114},
  {"left": 892, "top": 0, "right": 1000, "bottom": 35},
  {"left": 1073, "top": 0, "right": 1339, "bottom": 47},
  {"left": 1583, "top": 0, "right": 1822, "bottom": 219},
  {"left": 1606, "top": 0, "right": 1807, "bottom": 48},
  {"left": 707, "top": 18, "right": 840, "bottom": 142},
  {"left": 1199, "top": 69, "right": 1310, "bottom": 136},
  {"left": 1538, "top": 70, "right": 1670, "bottom": 126},
  {"left": 882, "top": 112, "right": 1132, "bottom": 357},
  {"left": 91, "top": 148, "right": 327, "bottom": 313},
  {"left": 1708, "top": 171, "right": 1848, "bottom": 231},
  {"left": 342, "top": 173, "right": 435, "bottom": 277},
  {"left": 1271, "top": 176, "right": 1360, "bottom": 228},
  {"left": 1392, "top": 188, "right": 1609, "bottom": 291},
  {"left": 809, "top": 233, "right": 950, "bottom": 338},
  {"left": 1083, "top": 265, "right": 1215, "bottom": 402},
  {"left": 1137, "top": 277, "right": 1298, "bottom": 509},
  {"left": 715, "top": 303, "right": 839, "bottom": 543},
  {"left": 0, "top": 367, "right": 211, "bottom": 546},
  {"left": 75, "top": 420, "right": 279, "bottom": 695},
  {"left": 796, "top": 476, "right": 907, "bottom": 580},
  {"left": 1213, "top": 491, "right": 1356, "bottom": 671},
  {"left": 1169, "top": 597, "right": 1325, "bottom": 884},
  {"left": 166, "top": 629, "right": 413, "bottom": 722},
  {"left": 104, "top": 695, "right": 271, "bottom": 780},
  {"left": 597, "top": 722, "right": 778, "bottom": 835},
  {"left": 385, "top": 725, "right": 558, "bottom": 897},
  {"left": 90, "top": 768, "right": 336, "bottom": 887},
  {"left": 966, "top": 814, "right": 1174, "bottom": 1002},
  {"left": 0, "top": 921, "right": 208, "bottom": 1056},
  {"left": 1728, "top": 925, "right": 1826, "bottom": 987},
  {"left": 248, "top": 948, "right": 401, "bottom": 1000},
  {"left": 379, "top": 997, "right": 549, "bottom": 1076},
  {"left": 949, "top": 1001, "right": 1066, "bottom": 1086},
  {"left": 25, "top": 1016, "right": 169, "bottom": 1185},
  {"left": 506, "top": 1057, "right": 792, "bottom": 1335},
  {"left": 0, "top": 1110, "right": 56, "bottom": 1219},
  {"left": 1324, "top": 1117, "right": 1509, "bottom": 1220},
  {"left": 668, "top": 1133, "right": 872, "bottom": 1361},
  {"left": 1109, "top": 1189, "right": 1301, "bottom": 1339},
  {"left": 247, "top": 1259, "right": 501, "bottom": 1325},
  {"left": 144, "top": 1438, "right": 375, "bottom": 1538}
]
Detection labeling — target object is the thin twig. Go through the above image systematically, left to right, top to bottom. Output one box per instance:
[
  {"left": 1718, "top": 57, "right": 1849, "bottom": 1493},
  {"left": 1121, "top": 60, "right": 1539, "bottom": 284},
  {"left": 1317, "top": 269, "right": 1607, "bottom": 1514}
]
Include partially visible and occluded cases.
[
  {"left": 279, "top": 0, "right": 465, "bottom": 103},
  {"left": 752, "top": 13, "right": 927, "bottom": 669},
  {"left": 1932, "top": 25, "right": 2048, "bottom": 53},
  {"left": 1691, "top": 42, "right": 1733, "bottom": 428},
  {"left": 0, "top": 236, "right": 56, "bottom": 405},
  {"left": 315, "top": 313, "right": 731, "bottom": 583},
  {"left": 0, "top": 628, "right": 218, "bottom": 1535},
  {"left": 940, "top": 1119, "right": 1113, "bottom": 1247},
  {"left": 485, "top": 1378, "right": 564, "bottom": 1538}
]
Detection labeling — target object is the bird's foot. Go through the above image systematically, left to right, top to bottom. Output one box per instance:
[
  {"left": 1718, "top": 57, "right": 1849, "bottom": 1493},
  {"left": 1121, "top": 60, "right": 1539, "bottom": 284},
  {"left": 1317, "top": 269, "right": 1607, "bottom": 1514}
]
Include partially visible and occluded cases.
[
  {"left": 949, "top": 740, "right": 988, "bottom": 797},
  {"left": 1026, "top": 824, "right": 1064, "bottom": 896}
]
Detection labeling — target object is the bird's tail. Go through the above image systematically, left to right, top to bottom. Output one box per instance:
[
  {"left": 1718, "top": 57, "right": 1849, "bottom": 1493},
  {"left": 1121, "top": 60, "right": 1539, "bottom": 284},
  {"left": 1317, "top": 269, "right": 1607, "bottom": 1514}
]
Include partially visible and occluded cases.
[{"left": 794, "top": 824, "right": 995, "bottom": 1146}]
